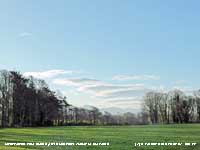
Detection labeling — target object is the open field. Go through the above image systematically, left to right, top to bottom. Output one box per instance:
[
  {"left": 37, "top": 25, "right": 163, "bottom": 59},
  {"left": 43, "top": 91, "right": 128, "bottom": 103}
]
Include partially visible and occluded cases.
[{"left": 0, "top": 124, "right": 200, "bottom": 150}]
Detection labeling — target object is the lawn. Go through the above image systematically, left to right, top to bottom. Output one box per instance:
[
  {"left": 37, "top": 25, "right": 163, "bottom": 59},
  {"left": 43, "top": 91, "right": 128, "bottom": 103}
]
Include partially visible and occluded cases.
[{"left": 0, "top": 124, "right": 200, "bottom": 150}]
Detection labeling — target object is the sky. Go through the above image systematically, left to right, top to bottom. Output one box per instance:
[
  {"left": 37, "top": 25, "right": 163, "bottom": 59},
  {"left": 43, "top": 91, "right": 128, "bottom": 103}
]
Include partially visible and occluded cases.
[{"left": 0, "top": 0, "right": 200, "bottom": 112}]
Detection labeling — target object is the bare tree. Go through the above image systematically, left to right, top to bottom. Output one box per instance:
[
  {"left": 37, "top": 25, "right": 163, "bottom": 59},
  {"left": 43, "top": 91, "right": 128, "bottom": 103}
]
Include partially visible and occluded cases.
[{"left": 0, "top": 70, "right": 13, "bottom": 127}]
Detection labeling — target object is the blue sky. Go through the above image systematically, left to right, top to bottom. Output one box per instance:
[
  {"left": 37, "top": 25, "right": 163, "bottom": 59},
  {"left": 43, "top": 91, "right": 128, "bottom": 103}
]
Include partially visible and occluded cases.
[{"left": 0, "top": 0, "right": 200, "bottom": 111}]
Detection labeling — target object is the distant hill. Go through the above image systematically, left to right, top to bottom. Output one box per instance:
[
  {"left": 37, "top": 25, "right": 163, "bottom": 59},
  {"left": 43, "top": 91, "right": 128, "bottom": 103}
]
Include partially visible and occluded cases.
[
  {"left": 82, "top": 105, "right": 139, "bottom": 114},
  {"left": 100, "top": 107, "right": 140, "bottom": 115}
]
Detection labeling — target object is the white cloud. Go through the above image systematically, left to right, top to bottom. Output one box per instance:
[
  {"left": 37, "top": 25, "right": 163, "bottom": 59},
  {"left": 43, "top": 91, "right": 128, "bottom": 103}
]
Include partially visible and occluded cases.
[
  {"left": 19, "top": 32, "right": 32, "bottom": 37},
  {"left": 24, "top": 70, "right": 79, "bottom": 79},
  {"left": 112, "top": 75, "right": 160, "bottom": 81},
  {"left": 52, "top": 77, "right": 174, "bottom": 110},
  {"left": 52, "top": 77, "right": 196, "bottom": 109},
  {"left": 53, "top": 77, "right": 152, "bottom": 105},
  {"left": 53, "top": 78, "right": 104, "bottom": 86},
  {"left": 78, "top": 83, "right": 145, "bottom": 95},
  {"left": 79, "top": 84, "right": 149, "bottom": 99},
  {"left": 94, "top": 88, "right": 150, "bottom": 99},
  {"left": 104, "top": 96, "right": 141, "bottom": 102}
]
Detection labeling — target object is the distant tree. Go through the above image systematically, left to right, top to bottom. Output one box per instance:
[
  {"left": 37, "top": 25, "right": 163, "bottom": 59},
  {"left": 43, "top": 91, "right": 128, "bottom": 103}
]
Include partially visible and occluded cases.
[
  {"left": 0, "top": 70, "right": 13, "bottom": 127},
  {"left": 11, "top": 71, "right": 32, "bottom": 126},
  {"left": 169, "top": 90, "right": 185, "bottom": 123},
  {"left": 193, "top": 90, "right": 200, "bottom": 122},
  {"left": 143, "top": 92, "right": 163, "bottom": 124},
  {"left": 90, "top": 107, "right": 101, "bottom": 125},
  {"left": 102, "top": 111, "right": 112, "bottom": 125}
]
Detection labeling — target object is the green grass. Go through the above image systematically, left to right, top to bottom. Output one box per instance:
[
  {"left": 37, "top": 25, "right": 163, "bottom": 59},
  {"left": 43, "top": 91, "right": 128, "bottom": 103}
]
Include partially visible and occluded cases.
[{"left": 0, "top": 124, "right": 200, "bottom": 150}]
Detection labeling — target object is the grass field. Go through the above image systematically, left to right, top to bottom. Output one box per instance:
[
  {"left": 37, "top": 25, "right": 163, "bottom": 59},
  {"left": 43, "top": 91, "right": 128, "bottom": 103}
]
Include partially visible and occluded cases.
[{"left": 0, "top": 124, "right": 200, "bottom": 150}]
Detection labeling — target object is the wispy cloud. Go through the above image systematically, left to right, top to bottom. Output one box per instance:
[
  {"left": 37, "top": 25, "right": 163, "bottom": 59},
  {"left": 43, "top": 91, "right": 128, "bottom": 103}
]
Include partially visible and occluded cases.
[
  {"left": 19, "top": 32, "right": 32, "bottom": 37},
  {"left": 24, "top": 70, "right": 80, "bottom": 79},
  {"left": 112, "top": 75, "right": 160, "bottom": 81},
  {"left": 52, "top": 77, "right": 153, "bottom": 106},
  {"left": 52, "top": 77, "right": 146, "bottom": 110},
  {"left": 53, "top": 78, "right": 103, "bottom": 86},
  {"left": 79, "top": 83, "right": 149, "bottom": 99}
]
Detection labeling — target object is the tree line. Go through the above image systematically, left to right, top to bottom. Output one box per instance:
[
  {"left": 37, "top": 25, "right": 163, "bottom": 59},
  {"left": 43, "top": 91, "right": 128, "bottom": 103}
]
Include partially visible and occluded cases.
[{"left": 142, "top": 90, "right": 200, "bottom": 124}]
